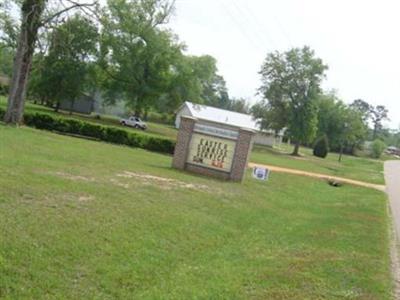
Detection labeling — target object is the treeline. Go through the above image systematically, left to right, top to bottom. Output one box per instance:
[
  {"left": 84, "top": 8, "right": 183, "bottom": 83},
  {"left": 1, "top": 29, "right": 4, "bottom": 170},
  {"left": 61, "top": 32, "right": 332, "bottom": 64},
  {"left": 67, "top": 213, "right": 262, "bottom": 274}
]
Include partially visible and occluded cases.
[
  {"left": 0, "top": 0, "right": 249, "bottom": 120},
  {"left": 0, "top": 0, "right": 396, "bottom": 157},
  {"left": 252, "top": 46, "right": 392, "bottom": 157}
]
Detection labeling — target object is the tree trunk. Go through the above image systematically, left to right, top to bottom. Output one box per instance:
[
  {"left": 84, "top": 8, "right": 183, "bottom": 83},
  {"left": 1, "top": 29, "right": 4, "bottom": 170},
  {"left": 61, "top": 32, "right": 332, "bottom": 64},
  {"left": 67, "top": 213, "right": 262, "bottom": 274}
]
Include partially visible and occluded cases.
[
  {"left": 3, "top": 0, "right": 46, "bottom": 125},
  {"left": 4, "top": 41, "right": 33, "bottom": 124},
  {"left": 69, "top": 100, "right": 74, "bottom": 115},
  {"left": 54, "top": 101, "right": 60, "bottom": 112},
  {"left": 134, "top": 103, "right": 142, "bottom": 118},
  {"left": 373, "top": 123, "right": 378, "bottom": 140},
  {"left": 292, "top": 141, "right": 300, "bottom": 156},
  {"left": 338, "top": 144, "right": 344, "bottom": 163}
]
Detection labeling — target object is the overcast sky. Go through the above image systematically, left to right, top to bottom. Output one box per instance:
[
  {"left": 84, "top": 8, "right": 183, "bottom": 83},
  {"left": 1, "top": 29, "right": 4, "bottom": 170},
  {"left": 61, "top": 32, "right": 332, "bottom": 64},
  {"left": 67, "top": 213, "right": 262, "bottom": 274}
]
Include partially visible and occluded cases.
[{"left": 169, "top": 0, "right": 400, "bottom": 129}]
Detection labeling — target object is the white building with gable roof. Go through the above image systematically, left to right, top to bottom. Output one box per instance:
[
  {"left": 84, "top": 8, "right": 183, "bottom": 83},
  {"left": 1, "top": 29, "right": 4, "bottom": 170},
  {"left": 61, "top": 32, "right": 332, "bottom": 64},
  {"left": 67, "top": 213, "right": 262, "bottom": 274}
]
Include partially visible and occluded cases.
[{"left": 175, "top": 101, "right": 285, "bottom": 147}]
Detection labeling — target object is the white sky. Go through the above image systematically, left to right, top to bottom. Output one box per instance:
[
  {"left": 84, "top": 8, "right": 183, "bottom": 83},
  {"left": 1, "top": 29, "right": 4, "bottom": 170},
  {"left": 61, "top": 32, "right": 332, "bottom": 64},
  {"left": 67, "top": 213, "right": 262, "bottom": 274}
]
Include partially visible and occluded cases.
[{"left": 169, "top": 0, "right": 400, "bottom": 129}]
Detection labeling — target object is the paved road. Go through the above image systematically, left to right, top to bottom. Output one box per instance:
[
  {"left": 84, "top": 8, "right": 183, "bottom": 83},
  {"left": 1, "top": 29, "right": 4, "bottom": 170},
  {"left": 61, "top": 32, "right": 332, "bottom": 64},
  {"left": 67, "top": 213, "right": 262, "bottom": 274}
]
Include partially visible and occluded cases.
[
  {"left": 385, "top": 161, "right": 400, "bottom": 237},
  {"left": 385, "top": 161, "right": 400, "bottom": 299},
  {"left": 249, "top": 162, "right": 386, "bottom": 191}
]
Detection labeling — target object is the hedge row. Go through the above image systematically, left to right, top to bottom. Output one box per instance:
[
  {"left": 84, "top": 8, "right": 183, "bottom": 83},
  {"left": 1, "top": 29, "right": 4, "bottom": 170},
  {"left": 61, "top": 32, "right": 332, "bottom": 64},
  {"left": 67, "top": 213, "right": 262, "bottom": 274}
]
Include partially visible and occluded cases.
[{"left": 0, "top": 108, "right": 176, "bottom": 154}]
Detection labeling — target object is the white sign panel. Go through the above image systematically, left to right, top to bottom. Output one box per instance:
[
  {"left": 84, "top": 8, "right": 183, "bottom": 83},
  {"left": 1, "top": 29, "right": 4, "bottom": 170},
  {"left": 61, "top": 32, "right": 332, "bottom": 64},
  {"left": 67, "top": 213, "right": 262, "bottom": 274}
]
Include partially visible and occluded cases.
[
  {"left": 194, "top": 123, "right": 239, "bottom": 140},
  {"left": 187, "top": 133, "right": 236, "bottom": 172},
  {"left": 252, "top": 167, "right": 270, "bottom": 181}
]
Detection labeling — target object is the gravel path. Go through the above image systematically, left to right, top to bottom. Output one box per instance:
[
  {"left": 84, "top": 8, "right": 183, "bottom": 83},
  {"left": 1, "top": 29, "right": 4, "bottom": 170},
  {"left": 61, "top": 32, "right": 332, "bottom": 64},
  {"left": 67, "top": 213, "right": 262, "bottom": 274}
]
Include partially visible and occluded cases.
[
  {"left": 384, "top": 160, "right": 400, "bottom": 299},
  {"left": 248, "top": 162, "right": 385, "bottom": 191}
]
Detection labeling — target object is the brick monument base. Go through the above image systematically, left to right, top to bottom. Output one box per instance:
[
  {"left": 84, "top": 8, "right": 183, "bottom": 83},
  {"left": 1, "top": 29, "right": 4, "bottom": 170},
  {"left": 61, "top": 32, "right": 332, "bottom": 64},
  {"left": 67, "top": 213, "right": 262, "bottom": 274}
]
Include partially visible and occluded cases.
[{"left": 172, "top": 116, "right": 255, "bottom": 182}]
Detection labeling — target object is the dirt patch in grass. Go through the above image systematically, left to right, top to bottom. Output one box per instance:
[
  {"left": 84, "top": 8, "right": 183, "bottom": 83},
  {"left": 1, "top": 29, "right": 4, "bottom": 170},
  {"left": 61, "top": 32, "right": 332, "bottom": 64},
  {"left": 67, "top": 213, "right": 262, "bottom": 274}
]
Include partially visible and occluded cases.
[
  {"left": 292, "top": 156, "right": 307, "bottom": 160},
  {"left": 49, "top": 169, "right": 212, "bottom": 193},
  {"left": 114, "top": 171, "right": 210, "bottom": 191},
  {"left": 53, "top": 172, "right": 95, "bottom": 182},
  {"left": 109, "top": 178, "right": 130, "bottom": 189},
  {"left": 15, "top": 193, "right": 95, "bottom": 209},
  {"left": 44, "top": 193, "right": 95, "bottom": 203},
  {"left": 77, "top": 195, "right": 95, "bottom": 202}
]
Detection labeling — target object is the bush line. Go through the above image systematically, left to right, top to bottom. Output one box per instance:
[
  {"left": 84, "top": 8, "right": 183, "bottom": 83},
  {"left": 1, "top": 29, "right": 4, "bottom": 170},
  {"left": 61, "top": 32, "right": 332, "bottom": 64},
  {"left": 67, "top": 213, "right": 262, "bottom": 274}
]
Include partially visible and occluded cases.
[{"left": 0, "top": 108, "right": 176, "bottom": 154}]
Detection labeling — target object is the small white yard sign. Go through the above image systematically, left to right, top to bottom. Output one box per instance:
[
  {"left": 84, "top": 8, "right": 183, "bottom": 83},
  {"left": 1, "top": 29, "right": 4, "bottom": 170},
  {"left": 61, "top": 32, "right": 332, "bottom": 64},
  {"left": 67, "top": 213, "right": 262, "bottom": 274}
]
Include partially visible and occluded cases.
[{"left": 252, "top": 167, "right": 270, "bottom": 181}]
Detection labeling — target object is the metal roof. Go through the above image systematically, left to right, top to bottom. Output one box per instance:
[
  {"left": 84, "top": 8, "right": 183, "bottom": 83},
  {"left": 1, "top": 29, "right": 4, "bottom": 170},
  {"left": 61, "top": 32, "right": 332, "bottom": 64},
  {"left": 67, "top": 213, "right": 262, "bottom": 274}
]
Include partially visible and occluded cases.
[
  {"left": 181, "top": 101, "right": 284, "bottom": 136},
  {"left": 183, "top": 101, "right": 257, "bottom": 130}
]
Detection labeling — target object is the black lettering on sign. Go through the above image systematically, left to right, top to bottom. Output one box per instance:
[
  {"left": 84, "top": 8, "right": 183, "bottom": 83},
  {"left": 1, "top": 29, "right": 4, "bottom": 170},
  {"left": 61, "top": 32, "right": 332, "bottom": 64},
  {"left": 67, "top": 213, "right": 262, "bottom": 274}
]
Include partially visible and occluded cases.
[{"left": 191, "top": 136, "right": 232, "bottom": 169}]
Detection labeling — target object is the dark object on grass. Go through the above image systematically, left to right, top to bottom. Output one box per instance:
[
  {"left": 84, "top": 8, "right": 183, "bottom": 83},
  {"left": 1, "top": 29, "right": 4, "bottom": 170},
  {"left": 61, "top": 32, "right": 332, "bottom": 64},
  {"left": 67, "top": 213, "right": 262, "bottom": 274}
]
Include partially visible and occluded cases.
[
  {"left": 313, "top": 135, "right": 329, "bottom": 158},
  {"left": 328, "top": 179, "right": 343, "bottom": 187}
]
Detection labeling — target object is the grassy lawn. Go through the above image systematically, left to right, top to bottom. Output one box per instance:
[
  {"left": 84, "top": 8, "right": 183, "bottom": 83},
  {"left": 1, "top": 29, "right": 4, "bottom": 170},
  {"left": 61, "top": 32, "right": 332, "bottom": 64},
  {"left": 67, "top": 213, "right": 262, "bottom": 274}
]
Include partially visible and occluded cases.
[
  {"left": 0, "top": 96, "right": 178, "bottom": 140},
  {"left": 0, "top": 96, "right": 389, "bottom": 184},
  {"left": 0, "top": 125, "right": 392, "bottom": 299},
  {"left": 251, "top": 143, "right": 386, "bottom": 185}
]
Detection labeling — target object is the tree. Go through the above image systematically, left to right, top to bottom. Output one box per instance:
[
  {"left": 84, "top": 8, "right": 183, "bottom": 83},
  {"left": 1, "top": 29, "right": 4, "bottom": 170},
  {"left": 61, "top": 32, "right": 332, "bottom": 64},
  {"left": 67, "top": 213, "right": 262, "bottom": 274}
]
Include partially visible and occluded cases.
[
  {"left": 1, "top": 0, "right": 97, "bottom": 124},
  {"left": 3, "top": 0, "right": 46, "bottom": 124},
  {"left": 100, "top": 0, "right": 180, "bottom": 117},
  {"left": 0, "top": 2, "right": 19, "bottom": 49},
  {"left": 101, "top": 2, "right": 231, "bottom": 117},
  {"left": 0, "top": 3, "right": 17, "bottom": 77},
  {"left": 29, "top": 15, "right": 98, "bottom": 112},
  {"left": 0, "top": 44, "right": 14, "bottom": 77},
  {"left": 258, "top": 46, "right": 328, "bottom": 155},
  {"left": 157, "top": 54, "right": 204, "bottom": 113},
  {"left": 158, "top": 54, "right": 230, "bottom": 113},
  {"left": 179, "top": 54, "right": 229, "bottom": 109},
  {"left": 200, "top": 65, "right": 230, "bottom": 109},
  {"left": 314, "top": 91, "right": 367, "bottom": 155},
  {"left": 315, "top": 92, "right": 347, "bottom": 151},
  {"left": 227, "top": 98, "right": 250, "bottom": 114},
  {"left": 251, "top": 98, "right": 289, "bottom": 134},
  {"left": 349, "top": 99, "right": 371, "bottom": 123},
  {"left": 370, "top": 105, "right": 389, "bottom": 139},
  {"left": 336, "top": 106, "right": 367, "bottom": 162},
  {"left": 383, "top": 129, "right": 400, "bottom": 148},
  {"left": 313, "top": 135, "right": 329, "bottom": 158},
  {"left": 371, "top": 139, "right": 386, "bottom": 159}
]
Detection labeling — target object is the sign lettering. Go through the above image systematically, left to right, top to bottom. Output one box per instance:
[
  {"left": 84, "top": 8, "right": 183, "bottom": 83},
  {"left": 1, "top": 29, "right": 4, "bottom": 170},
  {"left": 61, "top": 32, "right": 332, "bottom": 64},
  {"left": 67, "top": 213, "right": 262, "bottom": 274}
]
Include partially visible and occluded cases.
[{"left": 187, "top": 133, "right": 236, "bottom": 172}]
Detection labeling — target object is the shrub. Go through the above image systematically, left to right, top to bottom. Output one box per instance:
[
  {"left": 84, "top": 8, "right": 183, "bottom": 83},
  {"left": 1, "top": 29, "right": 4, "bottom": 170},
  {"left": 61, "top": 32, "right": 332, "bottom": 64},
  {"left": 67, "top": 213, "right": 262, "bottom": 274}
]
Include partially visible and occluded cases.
[
  {"left": 2, "top": 109, "right": 176, "bottom": 154},
  {"left": 24, "top": 113, "right": 55, "bottom": 130},
  {"left": 63, "top": 119, "right": 83, "bottom": 134},
  {"left": 80, "top": 122, "right": 104, "bottom": 139},
  {"left": 103, "top": 127, "right": 129, "bottom": 144},
  {"left": 126, "top": 133, "right": 141, "bottom": 147},
  {"left": 313, "top": 135, "right": 329, "bottom": 158},
  {"left": 143, "top": 136, "right": 175, "bottom": 154},
  {"left": 371, "top": 139, "right": 386, "bottom": 159}
]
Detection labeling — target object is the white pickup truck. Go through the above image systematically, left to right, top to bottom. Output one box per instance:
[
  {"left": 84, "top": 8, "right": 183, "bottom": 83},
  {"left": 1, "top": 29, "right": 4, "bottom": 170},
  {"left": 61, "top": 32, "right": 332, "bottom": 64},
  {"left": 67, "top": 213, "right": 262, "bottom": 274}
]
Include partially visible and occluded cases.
[{"left": 120, "top": 116, "right": 147, "bottom": 130}]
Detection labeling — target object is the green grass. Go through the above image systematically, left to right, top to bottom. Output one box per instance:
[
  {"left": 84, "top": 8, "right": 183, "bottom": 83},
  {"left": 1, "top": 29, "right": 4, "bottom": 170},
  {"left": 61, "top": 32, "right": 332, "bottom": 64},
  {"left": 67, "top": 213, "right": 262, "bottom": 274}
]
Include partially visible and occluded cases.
[
  {"left": 0, "top": 96, "right": 178, "bottom": 140},
  {"left": 0, "top": 96, "right": 388, "bottom": 184},
  {"left": 0, "top": 125, "right": 392, "bottom": 299},
  {"left": 251, "top": 143, "right": 386, "bottom": 185}
]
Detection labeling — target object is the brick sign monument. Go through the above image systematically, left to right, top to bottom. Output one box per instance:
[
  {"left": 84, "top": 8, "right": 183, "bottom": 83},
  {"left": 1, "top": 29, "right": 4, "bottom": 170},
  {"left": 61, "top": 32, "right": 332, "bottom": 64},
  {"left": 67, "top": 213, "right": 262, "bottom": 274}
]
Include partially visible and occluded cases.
[{"left": 172, "top": 116, "right": 255, "bottom": 181}]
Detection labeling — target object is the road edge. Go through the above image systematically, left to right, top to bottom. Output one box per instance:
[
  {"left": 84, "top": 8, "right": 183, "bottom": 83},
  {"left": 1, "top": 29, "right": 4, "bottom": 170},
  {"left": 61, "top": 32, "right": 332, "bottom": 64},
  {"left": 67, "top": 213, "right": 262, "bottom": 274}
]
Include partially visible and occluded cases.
[{"left": 389, "top": 203, "right": 400, "bottom": 300}]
